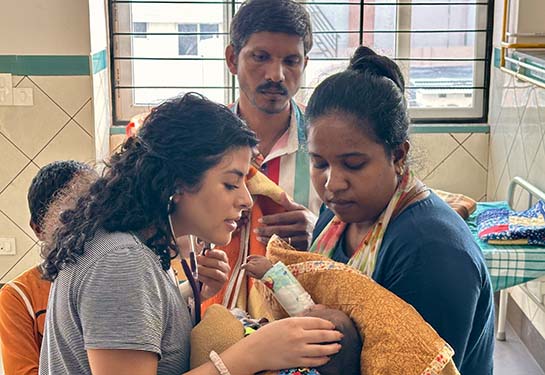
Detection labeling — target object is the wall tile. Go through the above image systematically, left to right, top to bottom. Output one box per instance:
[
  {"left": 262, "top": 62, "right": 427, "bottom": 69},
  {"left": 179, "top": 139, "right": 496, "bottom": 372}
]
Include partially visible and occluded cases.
[
  {"left": 489, "top": 66, "right": 545, "bottom": 345},
  {"left": 92, "top": 70, "right": 112, "bottom": 164},
  {"left": 30, "top": 76, "right": 93, "bottom": 117},
  {"left": 0, "top": 77, "right": 71, "bottom": 158},
  {"left": 498, "top": 85, "right": 522, "bottom": 155},
  {"left": 537, "top": 87, "right": 545, "bottom": 118},
  {"left": 520, "top": 89, "right": 545, "bottom": 172},
  {"left": 73, "top": 98, "right": 94, "bottom": 137},
  {"left": 33, "top": 120, "right": 95, "bottom": 168},
  {"left": 507, "top": 127, "right": 529, "bottom": 180},
  {"left": 488, "top": 130, "right": 509, "bottom": 200},
  {"left": 0, "top": 133, "right": 30, "bottom": 192},
  {"left": 409, "top": 133, "right": 459, "bottom": 180},
  {"left": 452, "top": 133, "right": 471, "bottom": 144},
  {"left": 463, "top": 133, "right": 489, "bottom": 169},
  {"left": 110, "top": 134, "right": 125, "bottom": 155},
  {"left": 526, "top": 141, "right": 545, "bottom": 193},
  {"left": 423, "top": 147, "right": 487, "bottom": 199},
  {"left": 487, "top": 152, "right": 498, "bottom": 201},
  {"left": 494, "top": 162, "right": 511, "bottom": 202},
  {"left": 0, "top": 163, "right": 40, "bottom": 239},
  {"left": 0, "top": 211, "right": 36, "bottom": 282},
  {"left": 1, "top": 243, "right": 41, "bottom": 281},
  {"left": 511, "top": 286, "right": 539, "bottom": 322},
  {"left": 531, "top": 308, "right": 545, "bottom": 340}
]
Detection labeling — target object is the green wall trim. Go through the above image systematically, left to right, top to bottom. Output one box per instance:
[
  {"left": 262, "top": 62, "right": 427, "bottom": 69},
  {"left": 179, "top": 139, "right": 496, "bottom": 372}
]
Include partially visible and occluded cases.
[
  {"left": 494, "top": 47, "right": 501, "bottom": 69},
  {"left": 92, "top": 49, "right": 107, "bottom": 74},
  {"left": 0, "top": 55, "right": 90, "bottom": 76},
  {"left": 411, "top": 124, "right": 490, "bottom": 134},
  {"left": 112, "top": 125, "right": 490, "bottom": 136},
  {"left": 110, "top": 126, "right": 126, "bottom": 135}
]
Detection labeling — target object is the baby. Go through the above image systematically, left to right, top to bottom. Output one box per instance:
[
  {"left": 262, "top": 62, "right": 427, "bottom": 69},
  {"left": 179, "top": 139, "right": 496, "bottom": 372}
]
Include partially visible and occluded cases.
[{"left": 242, "top": 255, "right": 363, "bottom": 375}]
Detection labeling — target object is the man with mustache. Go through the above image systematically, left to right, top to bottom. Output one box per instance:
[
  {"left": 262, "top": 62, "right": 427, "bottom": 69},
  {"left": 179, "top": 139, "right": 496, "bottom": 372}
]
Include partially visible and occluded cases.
[{"left": 225, "top": 0, "right": 320, "bottom": 251}]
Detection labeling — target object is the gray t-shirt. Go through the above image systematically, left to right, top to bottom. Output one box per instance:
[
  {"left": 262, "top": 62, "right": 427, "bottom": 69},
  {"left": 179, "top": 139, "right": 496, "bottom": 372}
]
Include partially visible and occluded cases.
[{"left": 39, "top": 230, "right": 192, "bottom": 374}]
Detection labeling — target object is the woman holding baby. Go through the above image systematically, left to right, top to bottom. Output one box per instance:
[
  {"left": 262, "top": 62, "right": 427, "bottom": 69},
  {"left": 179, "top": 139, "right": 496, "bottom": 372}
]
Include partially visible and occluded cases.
[{"left": 305, "top": 46, "right": 495, "bottom": 375}]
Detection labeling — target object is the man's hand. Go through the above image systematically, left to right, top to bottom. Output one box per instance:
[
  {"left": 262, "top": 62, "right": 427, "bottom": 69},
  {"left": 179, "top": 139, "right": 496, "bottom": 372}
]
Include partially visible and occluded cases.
[
  {"left": 254, "top": 192, "right": 317, "bottom": 250},
  {"left": 197, "top": 249, "right": 230, "bottom": 300}
]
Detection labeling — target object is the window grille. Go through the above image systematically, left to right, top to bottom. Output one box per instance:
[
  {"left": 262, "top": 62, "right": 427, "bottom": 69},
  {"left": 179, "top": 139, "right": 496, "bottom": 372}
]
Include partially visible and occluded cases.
[{"left": 110, "top": 0, "right": 493, "bottom": 124}]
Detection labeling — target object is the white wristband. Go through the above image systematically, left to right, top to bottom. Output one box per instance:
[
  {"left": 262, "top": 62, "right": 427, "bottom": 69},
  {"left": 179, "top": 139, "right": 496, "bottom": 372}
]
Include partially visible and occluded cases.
[{"left": 209, "top": 350, "right": 231, "bottom": 375}]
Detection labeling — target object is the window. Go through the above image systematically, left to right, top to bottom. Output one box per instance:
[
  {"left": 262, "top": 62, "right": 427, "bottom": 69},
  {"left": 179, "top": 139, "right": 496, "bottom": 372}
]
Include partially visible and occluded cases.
[
  {"left": 110, "top": 1, "right": 493, "bottom": 124},
  {"left": 133, "top": 22, "right": 147, "bottom": 39},
  {"left": 178, "top": 23, "right": 220, "bottom": 55},
  {"left": 178, "top": 24, "right": 198, "bottom": 55}
]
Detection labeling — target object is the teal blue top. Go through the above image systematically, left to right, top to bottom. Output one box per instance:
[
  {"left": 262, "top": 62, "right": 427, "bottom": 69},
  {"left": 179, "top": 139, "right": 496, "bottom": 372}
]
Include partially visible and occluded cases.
[{"left": 313, "top": 193, "right": 494, "bottom": 375}]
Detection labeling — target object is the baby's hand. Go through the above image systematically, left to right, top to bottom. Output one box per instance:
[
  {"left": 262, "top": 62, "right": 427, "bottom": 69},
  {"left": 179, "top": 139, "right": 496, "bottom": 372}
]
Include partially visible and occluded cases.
[{"left": 242, "top": 255, "right": 273, "bottom": 279}]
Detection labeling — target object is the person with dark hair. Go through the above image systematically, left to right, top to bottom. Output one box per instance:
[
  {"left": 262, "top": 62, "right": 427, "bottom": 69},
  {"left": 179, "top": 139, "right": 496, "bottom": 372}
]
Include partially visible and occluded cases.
[
  {"left": 212, "top": 0, "right": 319, "bottom": 313},
  {"left": 306, "top": 46, "right": 494, "bottom": 375},
  {"left": 38, "top": 93, "right": 343, "bottom": 375},
  {"left": 0, "top": 160, "right": 95, "bottom": 375}
]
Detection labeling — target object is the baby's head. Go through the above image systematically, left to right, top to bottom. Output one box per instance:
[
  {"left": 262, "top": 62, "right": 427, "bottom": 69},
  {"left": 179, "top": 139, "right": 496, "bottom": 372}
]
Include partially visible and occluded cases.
[{"left": 302, "top": 305, "right": 362, "bottom": 375}]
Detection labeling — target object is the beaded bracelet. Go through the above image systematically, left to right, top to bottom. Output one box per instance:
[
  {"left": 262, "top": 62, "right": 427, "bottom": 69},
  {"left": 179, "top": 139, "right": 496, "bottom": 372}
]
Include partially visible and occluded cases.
[{"left": 209, "top": 350, "right": 231, "bottom": 375}]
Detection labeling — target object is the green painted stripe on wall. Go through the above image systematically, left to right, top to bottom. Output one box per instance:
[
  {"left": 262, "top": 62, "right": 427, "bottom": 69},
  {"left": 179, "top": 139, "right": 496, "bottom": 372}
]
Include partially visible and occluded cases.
[
  {"left": 494, "top": 47, "right": 501, "bottom": 69},
  {"left": 92, "top": 50, "right": 107, "bottom": 74},
  {"left": 0, "top": 55, "right": 90, "bottom": 75},
  {"left": 411, "top": 124, "right": 490, "bottom": 134},
  {"left": 112, "top": 125, "right": 489, "bottom": 136},
  {"left": 110, "top": 126, "right": 126, "bottom": 135}
]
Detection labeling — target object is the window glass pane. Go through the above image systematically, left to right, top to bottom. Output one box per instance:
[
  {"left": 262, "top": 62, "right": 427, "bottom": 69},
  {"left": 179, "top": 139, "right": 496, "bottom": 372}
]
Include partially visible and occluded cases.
[
  {"left": 133, "top": 22, "right": 147, "bottom": 38},
  {"left": 200, "top": 23, "right": 220, "bottom": 41},
  {"left": 179, "top": 24, "right": 198, "bottom": 55}
]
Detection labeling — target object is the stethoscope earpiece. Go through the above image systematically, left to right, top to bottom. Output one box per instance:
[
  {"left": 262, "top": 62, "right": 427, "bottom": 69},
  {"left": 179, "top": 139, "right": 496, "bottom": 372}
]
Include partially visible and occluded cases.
[{"left": 167, "top": 195, "right": 176, "bottom": 214}]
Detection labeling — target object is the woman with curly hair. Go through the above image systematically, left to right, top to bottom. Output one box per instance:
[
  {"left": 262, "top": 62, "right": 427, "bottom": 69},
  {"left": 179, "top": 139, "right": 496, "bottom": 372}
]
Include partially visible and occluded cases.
[{"left": 39, "top": 93, "right": 342, "bottom": 375}]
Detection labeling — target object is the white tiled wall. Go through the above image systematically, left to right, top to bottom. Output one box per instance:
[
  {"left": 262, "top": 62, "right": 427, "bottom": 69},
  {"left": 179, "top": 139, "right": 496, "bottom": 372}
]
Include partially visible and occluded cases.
[
  {"left": 0, "top": 0, "right": 110, "bottom": 284},
  {"left": 488, "top": 0, "right": 545, "bottom": 341},
  {"left": 93, "top": 69, "right": 113, "bottom": 168},
  {"left": 488, "top": 71, "right": 545, "bottom": 338},
  {"left": 0, "top": 76, "right": 95, "bottom": 283},
  {"left": 411, "top": 132, "right": 489, "bottom": 201}
]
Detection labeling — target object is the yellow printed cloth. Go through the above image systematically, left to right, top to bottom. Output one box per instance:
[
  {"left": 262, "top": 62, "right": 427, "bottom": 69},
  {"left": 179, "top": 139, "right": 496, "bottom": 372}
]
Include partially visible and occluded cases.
[
  {"left": 433, "top": 189, "right": 477, "bottom": 220},
  {"left": 191, "top": 235, "right": 460, "bottom": 375}
]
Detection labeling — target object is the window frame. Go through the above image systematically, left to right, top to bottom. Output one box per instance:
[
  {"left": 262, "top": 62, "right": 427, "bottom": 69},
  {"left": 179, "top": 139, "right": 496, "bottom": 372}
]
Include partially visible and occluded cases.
[{"left": 109, "top": 0, "right": 494, "bottom": 125}]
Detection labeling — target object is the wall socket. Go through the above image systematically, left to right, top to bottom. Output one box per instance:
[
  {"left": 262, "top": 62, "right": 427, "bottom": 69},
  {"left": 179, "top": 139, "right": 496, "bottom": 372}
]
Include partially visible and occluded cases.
[
  {"left": 0, "top": 73, "right": 13, "bottom": 106},
  {"left": 0, "top": 73, "right": 33, "bottom": 106},
  {"left": 13, "top": 87, "right": 33, "bottom": 106},
  {"left": 0, "top": 237, "right": 16, "bottom": 255}
]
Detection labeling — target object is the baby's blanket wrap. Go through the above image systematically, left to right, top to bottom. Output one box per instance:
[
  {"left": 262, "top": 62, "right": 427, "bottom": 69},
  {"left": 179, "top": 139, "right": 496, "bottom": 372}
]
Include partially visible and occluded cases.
[{"left": 191, "top": 235, "right": 459, "bottom": 375}]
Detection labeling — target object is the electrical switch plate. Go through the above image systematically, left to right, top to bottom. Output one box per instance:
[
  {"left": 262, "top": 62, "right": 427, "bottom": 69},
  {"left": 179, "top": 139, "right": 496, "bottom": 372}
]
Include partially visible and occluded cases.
[
  {"left": 0, "top": 73, "right": 13, "bottom": 106},
  {"left": 13, "top": 87, "right": 33, "bottom": 106},
  {"left": 0, "top": 237, "right": 16, "bottom": 255}
]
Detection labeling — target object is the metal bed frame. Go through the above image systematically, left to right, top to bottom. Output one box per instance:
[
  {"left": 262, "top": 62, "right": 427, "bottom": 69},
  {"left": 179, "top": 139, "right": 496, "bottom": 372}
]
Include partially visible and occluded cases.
[{"left": 496, "top": 176, "right": 545, "bottom": 340}]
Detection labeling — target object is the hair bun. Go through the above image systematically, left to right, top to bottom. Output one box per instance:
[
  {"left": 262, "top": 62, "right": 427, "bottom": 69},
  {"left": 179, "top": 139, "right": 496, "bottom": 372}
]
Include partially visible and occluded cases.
[{"left": 349, "top": 46, "right": 405, "bottom": 92}]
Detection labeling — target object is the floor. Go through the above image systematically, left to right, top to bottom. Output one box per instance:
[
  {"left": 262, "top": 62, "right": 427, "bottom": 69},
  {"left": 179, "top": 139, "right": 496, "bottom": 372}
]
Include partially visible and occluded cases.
[
  {"left": 0, "top": 322, "right": 543, "bottom": 374},
  {"left": 495, "top": 322, "right": 544, "bottom": 375}
]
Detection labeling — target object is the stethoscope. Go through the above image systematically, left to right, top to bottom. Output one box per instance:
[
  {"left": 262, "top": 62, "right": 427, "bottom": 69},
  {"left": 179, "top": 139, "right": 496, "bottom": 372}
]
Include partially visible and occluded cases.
[{"left": 167, "top": 193, "right": 215, "bottom": 325}]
